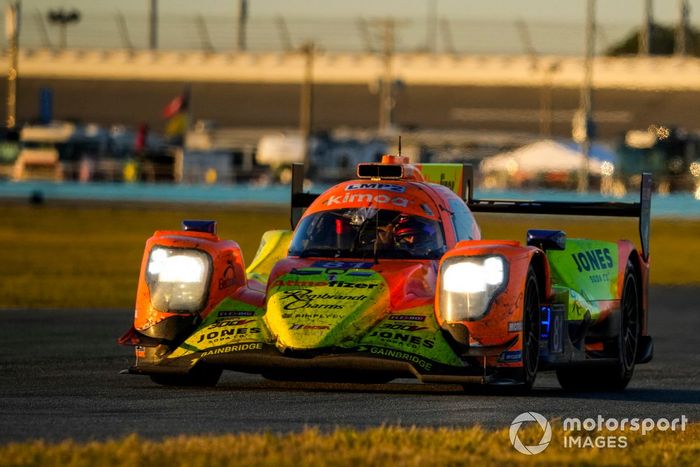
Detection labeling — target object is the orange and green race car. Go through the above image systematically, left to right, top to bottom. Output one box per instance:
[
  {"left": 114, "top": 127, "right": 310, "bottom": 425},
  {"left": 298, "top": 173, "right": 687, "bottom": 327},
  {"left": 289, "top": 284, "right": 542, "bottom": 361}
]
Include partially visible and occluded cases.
[{"left": 119, "top": 155, "right": 653, "bottom": 391}]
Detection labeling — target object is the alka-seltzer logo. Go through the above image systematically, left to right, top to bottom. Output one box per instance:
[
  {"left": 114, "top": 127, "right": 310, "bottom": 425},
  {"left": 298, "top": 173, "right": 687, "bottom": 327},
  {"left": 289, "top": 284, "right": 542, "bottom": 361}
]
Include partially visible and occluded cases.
[
  {"left": 345, "top": 183, "right": 406, "bottom": 193},
  {"left": 327, "top": 193, "right": 409, "bottom": 208},
  {"left": 572, "top": 248, "right": 614, "bottom": 273},
  {"left": 272, "top": 279, "right": 380, "bottom": 290},
  {"left": 510, "top": 412, "right": 552, "bottom": 456}
]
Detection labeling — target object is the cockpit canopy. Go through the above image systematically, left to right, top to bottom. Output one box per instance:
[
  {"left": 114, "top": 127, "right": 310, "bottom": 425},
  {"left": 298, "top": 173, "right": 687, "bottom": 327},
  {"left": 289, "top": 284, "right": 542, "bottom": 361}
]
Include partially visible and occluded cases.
[{"left": 288, "top": 208, "right": 446, "bottom": 260}]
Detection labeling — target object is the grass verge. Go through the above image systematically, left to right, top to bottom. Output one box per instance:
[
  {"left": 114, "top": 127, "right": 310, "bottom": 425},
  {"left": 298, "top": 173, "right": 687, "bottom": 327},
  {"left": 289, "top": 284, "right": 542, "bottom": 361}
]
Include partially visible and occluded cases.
[
  {"left": 1, "top": 203, "right": 698, "bottom": 309},
  {"left": 1, "top": 423, "right": 698, "bottom": 466}
]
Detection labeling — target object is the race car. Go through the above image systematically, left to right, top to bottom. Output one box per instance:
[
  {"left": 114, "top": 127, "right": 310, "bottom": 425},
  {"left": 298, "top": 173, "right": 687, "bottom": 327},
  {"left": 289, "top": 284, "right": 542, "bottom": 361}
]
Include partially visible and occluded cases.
[{"left": 119, "top": 155, "right": 653, "bottom": 391}]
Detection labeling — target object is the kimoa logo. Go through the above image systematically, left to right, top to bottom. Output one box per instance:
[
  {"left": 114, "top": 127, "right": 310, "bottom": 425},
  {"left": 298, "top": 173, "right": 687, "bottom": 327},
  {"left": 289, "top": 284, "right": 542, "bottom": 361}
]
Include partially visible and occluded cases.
[
  {"left": 327, "top": 193, "right": 409, "bottom": 207},
  {"left": 509, "top": 412, "right": 552, "bottom": 455}
]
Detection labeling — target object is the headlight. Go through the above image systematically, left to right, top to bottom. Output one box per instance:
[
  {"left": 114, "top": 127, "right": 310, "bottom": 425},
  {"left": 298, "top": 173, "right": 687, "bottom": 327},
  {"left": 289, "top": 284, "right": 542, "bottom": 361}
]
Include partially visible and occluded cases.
[
  {"left": 146, "top": 246, "right": 212, "bottom": 312},
  {"left": 439, "top": 256, "right": 507, "bottom": 321}
]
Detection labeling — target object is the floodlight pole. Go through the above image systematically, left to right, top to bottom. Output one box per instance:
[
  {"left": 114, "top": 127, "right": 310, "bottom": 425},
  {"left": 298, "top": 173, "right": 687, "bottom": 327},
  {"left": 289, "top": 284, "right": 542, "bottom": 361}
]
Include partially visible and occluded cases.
[
  {"left": 149, "top": 0, "right": 158, "bottom": 50},
  {"left": 237, "top": 0, "right": 248, "bottom": 51},
  {"left": 577, "top": 0, "right": 595, "bottom": 193},
  {"left": 639, "top": 0, "right": 653, "bottom": 55},
  {"left": 675, "top": 0, "right": 689, "bottom": 56},
  {"left": 5, "top": 1, "right": 20, "bottom": 129},
  {"left": 378, "top": 18, "right": 395, "bottom": 134},
  {"left": 299, "top": 42, "right": 315, "bottom": 171}
]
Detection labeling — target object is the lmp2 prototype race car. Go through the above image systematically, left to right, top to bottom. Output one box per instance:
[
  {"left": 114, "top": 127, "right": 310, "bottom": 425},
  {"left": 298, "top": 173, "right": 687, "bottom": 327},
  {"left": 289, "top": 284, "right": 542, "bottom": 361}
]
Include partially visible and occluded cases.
[{"left": 119, "top": 155, "right": 653, "bottom": 391}]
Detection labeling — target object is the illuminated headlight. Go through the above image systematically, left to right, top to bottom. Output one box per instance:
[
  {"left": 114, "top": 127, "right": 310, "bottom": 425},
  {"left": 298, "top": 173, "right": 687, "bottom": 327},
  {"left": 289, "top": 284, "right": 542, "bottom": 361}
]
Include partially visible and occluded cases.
[
  {"left": 146, "top": 246, "right": 211, "bottom": 312},
  {"left": 439, "top": 256, "right": 507, "bottom": 321}
]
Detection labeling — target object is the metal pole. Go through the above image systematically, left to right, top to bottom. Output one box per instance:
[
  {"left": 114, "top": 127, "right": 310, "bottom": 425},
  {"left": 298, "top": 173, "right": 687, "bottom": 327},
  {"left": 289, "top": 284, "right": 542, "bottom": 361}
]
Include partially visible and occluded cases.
[
  {"left": 149, "top": 0, "right": 157, "bottom": 50},
  {"left": 237, "top": 0, "right": 248, "bottom": 51},
  {"left": 425, "top": 0, "right": 437, "bottom": 53},
  {"left": 578, "top": 0, "right": 595, "bottom": 193},
  {"left": 639, "top": 0, "right": 652, "bottom": 55},
  {"left": 675, "top": 0, "right": 689, "bottom": 56},
  {"left": 6, "top": 1, "right": 20, "bottom": 129},
  {"left": 34, "top": 8, "right": 51, "bottom": 48},
  {"left": 116, "top": 12, "right": 134, "bottom": 51},
  {"left": 276, "top": 16, "right": 293, "bottom": 52},
  {"left": 440, "top": 18, "right": 455, "bottom": 55},
  {"left": 378, "top": 19, "right": 394, "bottom": 133},
  {"left": 299, "top": 42, "right": 315, "bottom": 170}
]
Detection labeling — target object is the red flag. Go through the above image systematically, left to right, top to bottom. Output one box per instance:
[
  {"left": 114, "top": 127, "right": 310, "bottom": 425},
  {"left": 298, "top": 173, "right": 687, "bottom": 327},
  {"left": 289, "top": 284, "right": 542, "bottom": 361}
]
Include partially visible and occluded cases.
[
  {"left": 162, "top": 87, "right": 190, "bottom": 118},
  {"left": 162, "top": 95, "right": 183, "bottom": 118}
]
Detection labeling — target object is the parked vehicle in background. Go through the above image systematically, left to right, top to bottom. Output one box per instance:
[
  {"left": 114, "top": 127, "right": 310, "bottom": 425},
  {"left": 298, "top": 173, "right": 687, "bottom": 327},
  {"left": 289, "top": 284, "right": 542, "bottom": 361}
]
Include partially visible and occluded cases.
[
  {"left": 9, "top": 121, "right": 180, "bottom": 182},
  {"left": 618, "top": 126, "right": 699, "bottom": 193},
  {"left": 0, "top": 128, "right": 21, "bottom": 180}
]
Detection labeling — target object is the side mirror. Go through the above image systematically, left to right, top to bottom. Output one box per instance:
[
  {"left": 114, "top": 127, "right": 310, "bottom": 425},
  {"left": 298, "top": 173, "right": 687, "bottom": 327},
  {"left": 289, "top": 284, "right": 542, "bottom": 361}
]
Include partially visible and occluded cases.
[{"left": 526, "top": 229, "right": 566, "bottom": 251}]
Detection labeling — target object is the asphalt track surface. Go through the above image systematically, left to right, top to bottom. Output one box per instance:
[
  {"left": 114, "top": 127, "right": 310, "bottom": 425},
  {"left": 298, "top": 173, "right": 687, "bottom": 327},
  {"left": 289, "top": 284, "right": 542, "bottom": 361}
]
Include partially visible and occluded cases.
[{"left": 1, "top": 286, "right": 698, "bottom": 443}]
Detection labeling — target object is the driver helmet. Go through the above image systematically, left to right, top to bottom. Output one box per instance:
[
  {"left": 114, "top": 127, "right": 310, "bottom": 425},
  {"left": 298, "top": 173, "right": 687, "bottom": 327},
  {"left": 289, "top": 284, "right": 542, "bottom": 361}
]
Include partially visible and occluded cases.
[{"left": 393, "top": 216, "right": 438, "bottom": 255}]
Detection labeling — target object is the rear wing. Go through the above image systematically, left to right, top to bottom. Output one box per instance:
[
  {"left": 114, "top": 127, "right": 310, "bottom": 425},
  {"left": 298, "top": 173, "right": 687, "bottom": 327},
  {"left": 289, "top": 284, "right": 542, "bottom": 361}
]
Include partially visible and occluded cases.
[{"left": 290, "top": 163, "right": 652, "bottom": 261}]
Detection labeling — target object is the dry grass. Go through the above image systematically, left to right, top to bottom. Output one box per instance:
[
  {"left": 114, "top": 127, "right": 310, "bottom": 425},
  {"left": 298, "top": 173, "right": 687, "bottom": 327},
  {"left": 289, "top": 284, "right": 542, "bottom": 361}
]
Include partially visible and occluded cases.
[
  {"left": 0, "top": 203, "right": 698, "bottom": 309},
  {"left": 0, "top": 423, "right": 698, "bottom": 466}
]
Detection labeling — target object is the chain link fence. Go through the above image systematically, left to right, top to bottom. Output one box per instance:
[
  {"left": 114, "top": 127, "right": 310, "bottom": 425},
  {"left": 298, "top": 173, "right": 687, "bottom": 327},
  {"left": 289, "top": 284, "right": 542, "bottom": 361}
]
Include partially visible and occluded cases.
[{"left": 7, "top": 12, "right": 638, "bottom": 56}]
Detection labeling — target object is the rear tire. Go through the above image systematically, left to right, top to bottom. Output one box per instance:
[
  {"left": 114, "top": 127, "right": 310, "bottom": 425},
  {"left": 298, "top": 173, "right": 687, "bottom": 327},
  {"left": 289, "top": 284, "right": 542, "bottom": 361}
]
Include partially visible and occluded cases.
[
  {"left": 556, "top": 261, "right": 639, "bottom": 392},
  {"left": 519, "top": 267, "right": 541, "bottom": 391},
  {"left": 149, "top": 365, "right": 222, "bottom": 387}
]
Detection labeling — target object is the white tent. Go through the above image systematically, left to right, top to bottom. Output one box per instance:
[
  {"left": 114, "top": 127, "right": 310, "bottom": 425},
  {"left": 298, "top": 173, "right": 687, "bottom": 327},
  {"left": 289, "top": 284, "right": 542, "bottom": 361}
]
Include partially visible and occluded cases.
[{"left": 480, "top": 139, "right": 603, "bottom": 176}]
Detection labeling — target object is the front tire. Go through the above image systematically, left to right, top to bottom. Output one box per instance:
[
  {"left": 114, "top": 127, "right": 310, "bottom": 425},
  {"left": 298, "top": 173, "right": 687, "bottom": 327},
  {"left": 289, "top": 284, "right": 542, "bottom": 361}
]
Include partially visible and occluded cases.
[
  {"left": 557, "top": 261, "right": 640, "bottom": 391},
  {"left": 520, "top": 267, "right": 541, "bottom": 391}
]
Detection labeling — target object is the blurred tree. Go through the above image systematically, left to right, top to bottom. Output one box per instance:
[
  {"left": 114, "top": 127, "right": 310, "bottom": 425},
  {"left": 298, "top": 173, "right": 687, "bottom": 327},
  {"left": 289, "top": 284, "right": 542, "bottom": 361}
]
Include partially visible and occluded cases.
[{"left": 606, "top": 23, "right": 700, "bottom": 56}]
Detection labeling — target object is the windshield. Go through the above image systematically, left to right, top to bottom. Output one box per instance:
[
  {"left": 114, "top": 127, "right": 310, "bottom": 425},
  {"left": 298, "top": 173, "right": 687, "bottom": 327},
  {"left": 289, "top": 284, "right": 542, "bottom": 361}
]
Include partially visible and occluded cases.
[{"left": 288, "top": 208, "right": 446, "bottom": 260}]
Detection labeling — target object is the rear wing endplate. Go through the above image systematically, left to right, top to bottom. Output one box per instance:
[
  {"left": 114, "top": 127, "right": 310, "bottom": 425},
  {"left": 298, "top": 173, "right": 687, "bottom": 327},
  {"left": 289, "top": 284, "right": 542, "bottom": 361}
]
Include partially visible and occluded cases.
[
  {"left": 291, "top": 163, "right": 651, "bottom": 261},
  {"left": 466, "top": 170, "right": 652, "bottom": 262}
]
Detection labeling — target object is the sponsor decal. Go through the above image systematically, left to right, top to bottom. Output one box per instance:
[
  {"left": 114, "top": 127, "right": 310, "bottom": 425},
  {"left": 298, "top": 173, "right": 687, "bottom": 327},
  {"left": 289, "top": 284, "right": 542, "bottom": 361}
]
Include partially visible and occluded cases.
[
  {"left": 345, "top": 183, "right": 406, "bottom": 193},
  {"left": 327, "top": 193, "right": 409, "bottom": 208},
  {"left": 571, "top": 248, "right": 614, "bottom": 273},
  {"left": 310, "top": 261, "right": 373, "bottom": 269},
  {"left": 218, "top": 262, "right": 236, "bottom": 289},
  {"left": 272, "top": 279, "right": 329, "bottom": 287},
  {"left": 272, "top": 279, "right": 379, "bottom": 289},
  {"left": 329, "top": 280, "right": 380, "bottom": 289},
  {"left": 279, "top": 288, "right": 368, "bottom": 311},
  {"left": 218, "top": 310, "right": 256, "bottom": 318},
  {"left": 282, "top": 312, "right": 345, "bottom": 319},
  {"left": 389, "top": 315, "right": 426, "bottom": 322},
  {"left": 211, "top": 319, "right": 255, "bottom": 328},
  {"left": 508, "top": 321, "right": 523, "bottom": 332},
  {"left": 378, "top": 323, "right": 428, "bottom": 332},
  {"left": 289, "top": 324, "right": 331, "bottom": 330},
  {"left": 196, "top": 325, "right": 260, "bottom": 344},
  {"left": 368, "top": 330, "right": 435, "bottom": 349},
  {"left": 201, "top": 342, "right": 263, "bottom": 357},
  {"left": 364, "top": 346, "right": 434, "bottom": 371},
  {"left": 499, "top": 350, "right": 522, "bottom": 362}
]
